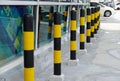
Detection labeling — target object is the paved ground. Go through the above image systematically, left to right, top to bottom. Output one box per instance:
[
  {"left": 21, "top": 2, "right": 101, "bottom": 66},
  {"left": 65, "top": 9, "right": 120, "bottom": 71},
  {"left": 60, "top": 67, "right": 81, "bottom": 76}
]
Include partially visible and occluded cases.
[{"left": 1, "top": 10, "right": 120, "bottom": 81}]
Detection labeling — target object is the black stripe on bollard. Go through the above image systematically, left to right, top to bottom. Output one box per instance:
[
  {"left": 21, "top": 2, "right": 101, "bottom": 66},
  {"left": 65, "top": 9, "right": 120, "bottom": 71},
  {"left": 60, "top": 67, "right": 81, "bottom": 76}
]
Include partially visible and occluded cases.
[{"left": 24, "top": 14, "right": 33, "bottom": 31}]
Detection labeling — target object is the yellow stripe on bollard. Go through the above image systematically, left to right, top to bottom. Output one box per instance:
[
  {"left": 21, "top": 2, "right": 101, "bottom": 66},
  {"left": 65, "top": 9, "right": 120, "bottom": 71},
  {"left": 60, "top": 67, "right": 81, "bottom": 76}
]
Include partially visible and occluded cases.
[
  {"left": 49, "top": 13, "right": 53, "bottom": 20},
  {"left": 80, "top": 17, "right": 85, "bottom": 26},
  {"left": 71, "top": 20, "right": 76, "bottom": 31},
  {"left": 54, "top": 25, "right": 61, "bottom": 38},
  {"left": 48, "top": 26, "right": 52, "bottom": 33},
  {"left": 87, "top": 29, "right": 91, "bottom": 36},
  {"left": 24, "top": 32, "right": 34, "bottom": 50},
  {"left": 80, "top": 34, "right": 85, "bottom": 42},
  {"left": 70, "top": 41, "right": 77, "bottom": 51},
  {"left": 54, "top": 50, "right": 62, "bottom": 63},
  {"left": 24, "top": 68, "right": 34, "bottom": 81}
]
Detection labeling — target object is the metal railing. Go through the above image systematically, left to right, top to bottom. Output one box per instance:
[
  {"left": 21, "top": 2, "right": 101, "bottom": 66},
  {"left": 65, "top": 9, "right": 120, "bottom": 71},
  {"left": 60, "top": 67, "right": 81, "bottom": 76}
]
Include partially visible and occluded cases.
[{"left": 0, "top": 1, "right": 89, "bottom": 6}]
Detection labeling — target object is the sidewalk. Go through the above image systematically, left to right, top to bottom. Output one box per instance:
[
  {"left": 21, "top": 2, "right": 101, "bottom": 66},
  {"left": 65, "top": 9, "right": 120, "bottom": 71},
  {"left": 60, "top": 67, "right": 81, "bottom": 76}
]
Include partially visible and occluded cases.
[{"left": 1, "top": 20, "right": 120, "bottom": 81}]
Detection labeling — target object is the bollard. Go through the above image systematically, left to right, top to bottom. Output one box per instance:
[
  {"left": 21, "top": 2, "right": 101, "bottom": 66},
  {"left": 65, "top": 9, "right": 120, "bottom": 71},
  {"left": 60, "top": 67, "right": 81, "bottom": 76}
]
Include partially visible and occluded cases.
[
  {"left": 48, "top": 6, "right": 54, "bottom": 39},
  {"left": 63, "top": 6, "right": 68, "bottom": 33},
  {"left": 94, "top": 7, "right": 97, "bottom": 34},
  {"left": 96, "top": 7, "right": 98, "bottom": 31},
  {"left": 97, "top": 7, "right": 99, "bottom": 31},
  {"left": 97, "top": 7, "right": 100, "bottom": 31},
  {"left": 98, "top": 7, "right": 100, "bottom": 30},
  {"left": 79, "top": 8, "right": 87, "bottom": 54},
  {"left": 86, "top": 8, "right": 91, "bottom": 43},
  {"left": 91, "top": 8, "right": 95, "bottom": 38},
  {"left": 80, "top": 9, "right": 85, "bottom": 49},
  {"left": 67, "top": 10, "right": 79, "bottom": 66},
  {"left": 70, "top": 10, "right": 77, "bottom": 60},
  {"left": 49, "top": 12, "right": 64, "bottom": 81},
  {"left": 54, "top": 12, "right": 61, "bottom": 75},
  {"left": 23, "top": 14, "right": 34, "bottom": 81}
]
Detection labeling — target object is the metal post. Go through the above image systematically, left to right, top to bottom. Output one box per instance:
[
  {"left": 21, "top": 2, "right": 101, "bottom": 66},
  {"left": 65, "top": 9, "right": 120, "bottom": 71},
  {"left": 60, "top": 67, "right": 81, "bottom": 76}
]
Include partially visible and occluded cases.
[
  {"left": 35, "top": 0, "right": 39, "bottom": 49},
  {"left": 38, "top": 6, "right": 41, "bottom": 47},
  {"left": 48, "top": 6, "right": 54, "bottom": 39},
  {"left": 86, "top": 8, "right": 91, "bottom": 43},
  {"left": 23, "top": 14, "right": 34, "bottom": 81}
]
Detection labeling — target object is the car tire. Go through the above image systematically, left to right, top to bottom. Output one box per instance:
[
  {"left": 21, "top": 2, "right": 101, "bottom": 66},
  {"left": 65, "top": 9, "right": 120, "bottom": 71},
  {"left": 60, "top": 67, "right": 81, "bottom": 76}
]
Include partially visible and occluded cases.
[
  {"left": 117, "top": 7, "right": 120, "bottom": 10},
  {"left": 104, "top": 10, "right": 112, "bottom": 17}
]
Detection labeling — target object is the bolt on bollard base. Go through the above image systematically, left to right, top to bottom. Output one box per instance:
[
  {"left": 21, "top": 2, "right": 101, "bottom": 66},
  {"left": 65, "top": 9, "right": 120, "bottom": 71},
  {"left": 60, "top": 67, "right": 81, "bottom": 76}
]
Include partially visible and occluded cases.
[
  {"left": 66, "top": 59, "right": 79, "bottom": 66},
  {"left": 48, "top": 74, "right": 64, "bottom": 81}
]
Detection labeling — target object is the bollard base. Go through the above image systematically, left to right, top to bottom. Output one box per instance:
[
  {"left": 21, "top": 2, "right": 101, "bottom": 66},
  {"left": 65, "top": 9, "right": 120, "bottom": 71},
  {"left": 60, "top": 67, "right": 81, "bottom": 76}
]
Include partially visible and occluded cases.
[
  {"left": 94, "top": 34, "right": 99, "bottom": 38},
  {"left": 91, "top": 37, "right": 97, "bottom": 43},
  {"left": 86, "top": 43, "right": 93, "bottom": 48},
  {"left": 77, "top": 49, "right": 87, "bottom": 54},
  {"left": 66, "top": 59, "right": 79, "bottom": 66},
  {"left": 48, "top": 74, "right": 64, "bottom": 81}
]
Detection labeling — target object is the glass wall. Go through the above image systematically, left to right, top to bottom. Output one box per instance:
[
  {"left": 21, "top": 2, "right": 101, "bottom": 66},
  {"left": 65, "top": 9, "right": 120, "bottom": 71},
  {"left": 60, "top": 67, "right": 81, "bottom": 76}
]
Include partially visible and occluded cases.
[
  {"left": 0, "top": 0, "right": 90, "bottom": 67},
  {"left": 0, "top": 0, "right": 33, "bottom": 67},
  {"left": 37, "top": 5, "right": 67, "bottom": 47},
  {"left": 0, "top": 6, "right": 24, "bottom": 66}
]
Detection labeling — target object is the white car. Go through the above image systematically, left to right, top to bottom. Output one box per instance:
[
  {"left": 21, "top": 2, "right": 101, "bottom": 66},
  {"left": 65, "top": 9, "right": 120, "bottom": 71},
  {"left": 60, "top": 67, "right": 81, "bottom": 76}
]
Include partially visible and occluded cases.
[
  {"left": 90, "top": 2, "right": 115, "bottom": 17},
  {"left": 115, "top": 3, "right": 120, "bottom": 10}
]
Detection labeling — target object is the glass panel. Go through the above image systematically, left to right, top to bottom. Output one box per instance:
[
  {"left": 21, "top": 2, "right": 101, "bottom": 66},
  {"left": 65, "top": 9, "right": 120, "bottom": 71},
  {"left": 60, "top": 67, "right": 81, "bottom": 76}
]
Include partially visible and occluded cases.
[
  {"left": 0, "top": 0, "right": 33, "bottom": 67},
  {"left": 37, "top": 5, "right": 68, "bottom": 47},
  {"left": 0, "top": 6, "right": 24, "bottom": 66}
]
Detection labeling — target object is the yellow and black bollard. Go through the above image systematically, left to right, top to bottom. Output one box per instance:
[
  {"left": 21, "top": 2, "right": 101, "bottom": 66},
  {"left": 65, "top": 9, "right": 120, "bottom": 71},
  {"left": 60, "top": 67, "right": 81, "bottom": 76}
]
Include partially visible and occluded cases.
[
  {"left": 48, "top": 6, "right": 54, "bottom": 39},
  {"left": 63, "top": 6, "right": 68, "bottom": 33},
  {"left": 94, "top": 7, "right": 97, "bottom": 34},
  {"left": 96, "top": 7, "right": 99, "bottom": 31},
  {"left": 96, "top": 7, "right": 98, "bottom": 31},
  {"left": 97, "top": 7, "right": 100, "bottom": 31},
  {"left": 98, "top": 7, "right": 100, "bottom": 30},
  {"left": 86, "top": 8, "right": 91, "bottom": 43},
  {"left": 91, "top": 8, "right": 95, "bottom": 38},
  {"left": 80, "top": 9, "right": 85, "bottom": 49},
  {"left": 70, "top": 10, "right": 77, "bottom": 60},
  {"left": 54, "top": 12, "right": 62, "bottom": 75},
  {"left": 23, "top": 14, "right": 34, "bottom": 81}
]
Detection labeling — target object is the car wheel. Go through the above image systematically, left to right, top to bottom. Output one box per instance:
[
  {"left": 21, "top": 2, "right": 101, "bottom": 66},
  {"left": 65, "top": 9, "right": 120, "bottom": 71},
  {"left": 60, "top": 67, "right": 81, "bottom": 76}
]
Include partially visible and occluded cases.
[
  {"left": 117, "top": 7, "right": 120, "bottom": 10},
  {"left": 104, "top": 10, "right": 112, "bottom": 17}
]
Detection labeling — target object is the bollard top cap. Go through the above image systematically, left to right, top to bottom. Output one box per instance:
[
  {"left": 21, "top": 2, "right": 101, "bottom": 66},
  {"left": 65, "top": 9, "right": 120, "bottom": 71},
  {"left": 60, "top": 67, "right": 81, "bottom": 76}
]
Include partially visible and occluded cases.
[{"left": 24, "top": 14, "right": 33, "bottom": 31}]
